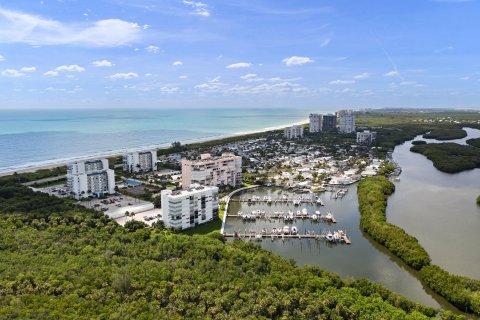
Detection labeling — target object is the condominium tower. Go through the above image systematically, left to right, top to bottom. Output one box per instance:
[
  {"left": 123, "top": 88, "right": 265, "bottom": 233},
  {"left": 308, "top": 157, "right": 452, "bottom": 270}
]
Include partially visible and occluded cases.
[
  {"left": 337, "top": 110, "right": 356, "bottom": 133},
  {"left": 309, "top": 113, "right": 337, "bottom": 133},
  {"left": 284, "top": 125, "right": 304, "bottom": 139},
  {"left": 123, "top": 150, "right": 157, "bottom": 173},
  {"left": 181, "top": 153, "right": 242, "bottom": 188},
  {"left": 66, "top": 159, "right": 115, "bottom": 199},
  {"left": 161, "top": 184, "right": 219, "bottom": 230}
]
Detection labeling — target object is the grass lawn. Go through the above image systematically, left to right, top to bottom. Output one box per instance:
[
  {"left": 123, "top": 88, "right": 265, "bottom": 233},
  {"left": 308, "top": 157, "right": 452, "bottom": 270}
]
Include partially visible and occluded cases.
[{"left": 182, "top": 202, "right": 226, "bottom": 235}]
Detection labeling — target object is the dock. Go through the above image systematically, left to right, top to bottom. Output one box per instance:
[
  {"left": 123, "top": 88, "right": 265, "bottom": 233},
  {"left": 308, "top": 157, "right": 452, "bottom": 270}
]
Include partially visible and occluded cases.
[
  {"left": 232, "top": 198, "right": 324, "bottom": 205},
  {"left": 227, "top": 213, "right": 336, "bottom": 223},
  {"left": 222, "top": 230, "right": 351, "bottom": 244}
]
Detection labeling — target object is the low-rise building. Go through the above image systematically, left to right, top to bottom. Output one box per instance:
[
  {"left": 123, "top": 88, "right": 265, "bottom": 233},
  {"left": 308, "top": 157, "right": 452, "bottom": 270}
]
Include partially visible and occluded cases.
[
  {"left": 284, "top": 125, "right": 304, "bottom": 139},
  {"left": 356, "top": 130, "right": 377, "bottom": 144},
  {"left": 123, "top": 150, "right": 157, "bottom": 173},
  {"left": 181, "top": 153, "right": 242, "bottom": 188},
  {"left": 67, "top": 159, "right": 115, "bottom": 199},
  {"left": 161, "top": 184, "right": 219, "bottom": 229}
]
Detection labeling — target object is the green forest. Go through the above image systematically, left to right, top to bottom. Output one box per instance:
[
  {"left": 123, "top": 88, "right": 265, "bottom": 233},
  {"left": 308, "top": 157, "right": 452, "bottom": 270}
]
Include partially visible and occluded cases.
[
  {"left": 422, "top": 129, "right": 467, "bottom": 141},
  {"left": 466, "top": 138, "right": 480, "bottom": 148},
  {"left": 410, "top": 143, "right": 480, "bottom": 173},
  {"left": 358, "top": 176, "right": 480, "bottom": 316},
  {"left": 0, "top": 182, "right": 467, "bottom": 319}
]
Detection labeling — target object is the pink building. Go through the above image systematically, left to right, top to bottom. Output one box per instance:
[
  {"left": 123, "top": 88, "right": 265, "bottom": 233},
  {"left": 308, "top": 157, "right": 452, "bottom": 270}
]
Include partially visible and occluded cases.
[{"left": 181, "top": 153, "right": 242, "bottom": 188}]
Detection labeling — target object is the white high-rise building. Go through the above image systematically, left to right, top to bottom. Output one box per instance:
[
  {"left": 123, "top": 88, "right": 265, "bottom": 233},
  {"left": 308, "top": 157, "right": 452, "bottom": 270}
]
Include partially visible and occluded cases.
[
  {"left": 337, "top": 110, "right": 356, "bottom": 133},
  {"left": 309, "top": 114, "right": 322, "bottom": 133},
  {"left": 284, "top": 125, "right": 304, "bottom": 139},
  {"left": 356, "top": 130, "right": 377, "bottom": 144},
  {"left": 123, "top": 150, "right": 157, "bottom": 173},
  {"left": 181, "top": 153, "right": 242, "bottom": 188},
  {"left": 67, "top": 159, "right": 115, "bottom": 199},
  {"left": 161, "top": 184, "right": 219, "bottom": 230}
]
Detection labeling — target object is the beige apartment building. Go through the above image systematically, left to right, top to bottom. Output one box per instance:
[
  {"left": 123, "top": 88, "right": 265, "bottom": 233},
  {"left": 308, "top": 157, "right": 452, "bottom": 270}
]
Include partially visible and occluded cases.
[{"left": 181, "top": 153, "right": 242, "bottom": 188}]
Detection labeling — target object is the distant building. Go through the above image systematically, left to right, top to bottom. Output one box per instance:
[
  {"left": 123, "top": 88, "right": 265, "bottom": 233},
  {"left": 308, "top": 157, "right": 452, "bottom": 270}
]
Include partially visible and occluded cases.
[
  {"left": 337, "top": 109, "right": 356, "bottom": 133},
  {"left": 309, "top": 113, "right": 337, "bottom": 133},
  {"left": 309, "top": 114, "right": 322, "bottom": 133},
  {"left": 322, "top": 114, "right": 337, "bottom": 132},
  {"left": 284, "top": 125, "right": 304, "bottom": 139},
  {"left": 356, "top": 130, "right": 377, "bottom": 144},
  {"left": 123, "top": 150, "right": 157, "bottom": 173},
  {"left": 181, "top": 153, "right": 242, "bottom": 188},
  {"left": 67, "top": 159, "right": 115, "bottom": 199},
  {"left": 161, "top": 184, "right": 219, "bottom": 229}
]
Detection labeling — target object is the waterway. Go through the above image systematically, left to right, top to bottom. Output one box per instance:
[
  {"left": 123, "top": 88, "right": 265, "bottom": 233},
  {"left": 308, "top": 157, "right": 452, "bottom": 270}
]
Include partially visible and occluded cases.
[
  {"left": 224, "top": 127, "right": 480, "bottom": 313},
  {"left": 387, "top": 127, "right": 480, "bottom": 279},
  {"left": 224, "top": 187, "right": 452, "bottom": 310}
]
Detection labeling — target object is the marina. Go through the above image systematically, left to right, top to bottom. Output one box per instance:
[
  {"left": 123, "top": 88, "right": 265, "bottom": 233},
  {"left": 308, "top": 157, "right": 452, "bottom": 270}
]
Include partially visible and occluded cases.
[
  {"left": 223, "top": 185, "right": 453, "bottom": 309},
  {"left": 223, "top": 228, "right": 351, "bottom": 244}
]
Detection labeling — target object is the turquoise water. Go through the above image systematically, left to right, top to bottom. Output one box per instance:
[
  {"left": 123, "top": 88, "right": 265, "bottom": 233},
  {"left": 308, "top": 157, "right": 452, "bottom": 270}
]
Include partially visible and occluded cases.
[
  {"left": 0, "top": 108, "right": 321, "bottom": 173},
  {"left": 124, "top": 179, "right": 142, "bottom": 186}
]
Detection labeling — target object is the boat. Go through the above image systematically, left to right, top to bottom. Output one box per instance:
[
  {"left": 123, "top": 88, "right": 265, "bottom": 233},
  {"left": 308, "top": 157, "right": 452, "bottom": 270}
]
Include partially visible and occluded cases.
[
  {"left": 293, "top": 199, "right": 301, "bottom": 206},
  {"left": 301, "top": 208, "right": 308, "bottom": 216},
  {"left": 311, "top": 214, "right": 318, "bottom": 221},
  {"left": 283, "top": 226, "right": 290, "bottom": 235},
  {"left": 291, "top": 226, "right": 298, "bottom": 235},
  {"left": 326, "top": 232, "right": 334, "bottom": 242},
  {"left": 255, "top": 234, "right": 262, "bottom": 241}
]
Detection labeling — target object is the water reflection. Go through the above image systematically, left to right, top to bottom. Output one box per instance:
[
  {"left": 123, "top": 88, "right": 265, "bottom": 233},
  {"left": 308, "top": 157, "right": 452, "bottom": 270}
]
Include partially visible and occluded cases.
[
  {"left": 388, "top": 127, "right": 480, "bottom": 279},
  {"left": 225, "top": 186, "right": 453, "bottom": 309}
]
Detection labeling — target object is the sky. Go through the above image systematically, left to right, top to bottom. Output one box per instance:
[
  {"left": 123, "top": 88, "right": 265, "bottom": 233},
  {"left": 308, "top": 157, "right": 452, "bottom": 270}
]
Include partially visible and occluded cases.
[{"left": 0, "top": 0, "right": 479, "bottom": 110}]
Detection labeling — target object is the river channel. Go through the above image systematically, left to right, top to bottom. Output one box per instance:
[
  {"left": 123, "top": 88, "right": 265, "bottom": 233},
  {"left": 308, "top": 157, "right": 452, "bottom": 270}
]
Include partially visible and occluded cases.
[
  {"left": 224, "top": 127, "right": 480, "bottom": 312},
  {"left": 387, "top": 127, "right": 480, "bottom": 279}
]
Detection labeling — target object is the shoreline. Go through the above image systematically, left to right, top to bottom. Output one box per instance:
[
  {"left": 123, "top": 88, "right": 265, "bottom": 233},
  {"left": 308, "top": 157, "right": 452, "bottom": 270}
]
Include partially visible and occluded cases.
[{"left": 0, "top": 119, "right": 308, "bottom": 177}]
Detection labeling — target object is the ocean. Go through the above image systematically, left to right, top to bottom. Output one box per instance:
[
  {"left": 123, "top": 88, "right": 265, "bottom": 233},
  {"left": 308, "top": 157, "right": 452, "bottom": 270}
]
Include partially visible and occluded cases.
[{"left": 0, "top": 108, "right": 324, "bottom": 173}]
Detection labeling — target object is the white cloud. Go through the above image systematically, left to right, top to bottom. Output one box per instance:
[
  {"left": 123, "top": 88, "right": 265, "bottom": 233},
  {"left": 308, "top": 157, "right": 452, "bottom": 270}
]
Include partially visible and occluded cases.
[
  {"left": 183, "top": 1, "right": 210, "bottom": 17},
  {"left": 0, "top": 8, "right": 141, "bottom": 47},
  {"left": 143, "top": 24, "right": 150, "bottom": 30},
  {"left": 320, "top": 38, "right": 331, "bottom": 47},
  {"left": 145, "top": 45, "right": 160, "bottom": 54},
  {"left": 434, "top": 46, "right": 454, "bottom": 54},
  {"left": 0, "top": 54, "right": 5, "bottom": 61},
  {"left": 282, "top": 56, "right": 314, "bottom": 66},
  {"left": 93, "top": 60, "right": 114, "bottom": 67},
  {"left": 172, "top": 60, "right": 183, "bottom": 66},
  {"left": 226, "top": 62, "right": 252, "bottom": 69},
  {"left": 55, "top": 65, "right": 85, "bottom": 72},
  {"left": 20, "top": 66, "right": 36, "bottom": 73},
  {"left": 1, "top": 68, "right": 25, "bottom": 77},
  {"left": 43, "top": 70, "right": 58, "bottom": 77},
  {"left": 384, "top": 71, "right": 399, "bottom": 77},
  {"left": 107, "top": 72, "right": 138, "bottom": 80},
  {"left": 354, "top": 72, "right": 370, "bottom": 80},
  {"left": 240, "top": 73, "right": 263, "bottom": 82},
  {"left": 179, "top": 75, "right": 188, "bottom": 79},
  {"left": 459, "top": 76, "right": 470, "bottom": 80},
  {"left": 329, "top": 79, "right": 355, "bottom": 85},
  {"left": 160, "top": 86, "right": 180, "bottom": 93}
]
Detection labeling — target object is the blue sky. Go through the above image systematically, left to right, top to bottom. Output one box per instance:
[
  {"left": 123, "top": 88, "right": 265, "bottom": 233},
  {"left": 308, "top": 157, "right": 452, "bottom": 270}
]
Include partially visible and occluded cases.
[{"left": 0, "top": 0, "right": 479, "bottom": 109}]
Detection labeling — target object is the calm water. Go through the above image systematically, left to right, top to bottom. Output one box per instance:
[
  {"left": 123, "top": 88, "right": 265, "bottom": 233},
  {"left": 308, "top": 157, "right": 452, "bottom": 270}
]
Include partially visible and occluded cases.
[
  {"left": 0, "top": 108, "right": 320, "bottom": 173},
  {"left": 225, "top": 128, "right": 480, "bottom": 312},
  {"left": 387, "top": 128, "right": 480, "bottom": 279},
  {"left": 224, "top": 187, "right": 452, "bottom": 310}
]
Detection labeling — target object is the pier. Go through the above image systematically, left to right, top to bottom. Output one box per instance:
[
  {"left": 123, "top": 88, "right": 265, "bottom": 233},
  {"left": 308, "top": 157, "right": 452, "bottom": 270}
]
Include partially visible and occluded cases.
[
  {"left": 231, "top": 198, "right": 324, "bottom": 205},
  {"left": 227, "top": 213, "right": 336, "bottom": 223},
  {"left": 222, "top": 229, "right": 351, "bottom": 244}
]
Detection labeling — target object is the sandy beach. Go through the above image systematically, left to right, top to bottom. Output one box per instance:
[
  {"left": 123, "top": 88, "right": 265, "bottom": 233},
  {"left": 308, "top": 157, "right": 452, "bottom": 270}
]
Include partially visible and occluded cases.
[{"left": 0, "top": 120, "right": 308, "bottom": 177}]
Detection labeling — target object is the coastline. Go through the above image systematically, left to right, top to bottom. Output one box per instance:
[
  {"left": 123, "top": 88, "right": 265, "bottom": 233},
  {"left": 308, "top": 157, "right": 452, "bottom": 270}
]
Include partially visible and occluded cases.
[{"left": 0, "top": 119, "right": 308, "bottom": 177}]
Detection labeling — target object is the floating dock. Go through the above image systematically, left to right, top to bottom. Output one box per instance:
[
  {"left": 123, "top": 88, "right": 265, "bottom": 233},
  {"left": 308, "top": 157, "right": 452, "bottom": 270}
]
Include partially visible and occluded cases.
[{"left": 222, "top": 230, "right": 351, "bottom": 244}]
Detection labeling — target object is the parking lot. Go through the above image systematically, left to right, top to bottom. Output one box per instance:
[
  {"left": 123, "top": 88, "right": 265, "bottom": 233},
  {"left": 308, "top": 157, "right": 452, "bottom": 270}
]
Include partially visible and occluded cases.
[{"left": 34, "top": 185, "right": 158, "bottom": 222}]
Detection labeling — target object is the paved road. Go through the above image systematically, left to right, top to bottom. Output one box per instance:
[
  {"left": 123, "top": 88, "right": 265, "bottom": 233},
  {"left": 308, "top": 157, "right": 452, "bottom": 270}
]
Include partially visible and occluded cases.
[{"left": 22, "top": 175, "right": 66, "bottom": 186}]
